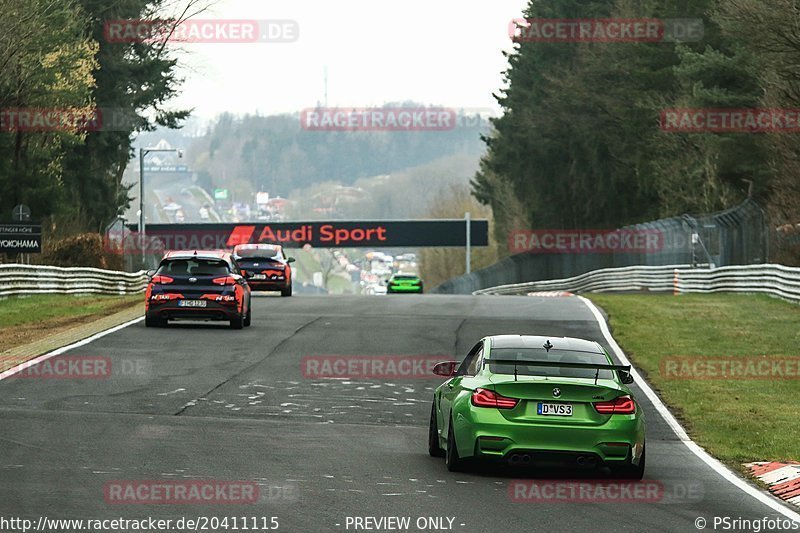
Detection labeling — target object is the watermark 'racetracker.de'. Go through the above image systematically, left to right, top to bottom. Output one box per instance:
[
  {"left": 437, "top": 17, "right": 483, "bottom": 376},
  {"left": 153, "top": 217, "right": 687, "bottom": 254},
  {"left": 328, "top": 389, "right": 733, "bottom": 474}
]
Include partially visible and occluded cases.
[
  {"left": 509, "top": 18, "right": 704, "bottom": 43},
  {"left": 104, "top": 19, "right": 298, "bottom": 43},
  {"left": 300, "top": 107, "right": 456, "bottom": 132},
  {"left": 0, "top": 108, "right": 150, "bottom": 133},
  {"left": 0, "top": 108, "right": 101, "bottom": 132},
  {"left": 661, "top": 108, "right": 800, "bottom": 133},
  {"left": 509, "top": 229, "right": 664, "bottom": 254},
  {"left": 302, "top": 355, "right": 447, "bottom": 379},
  {"left": 2, "top": 356, "right": 151, "bottom": 380},
  {"left": 660, "top": 356, "right": 800, "bottom": 380},
  {"left": 509, "top": 479, "right": 704, "bottom": 504},
  {"left": 104, "top": 480, "right": 261, "bottom": 504}
]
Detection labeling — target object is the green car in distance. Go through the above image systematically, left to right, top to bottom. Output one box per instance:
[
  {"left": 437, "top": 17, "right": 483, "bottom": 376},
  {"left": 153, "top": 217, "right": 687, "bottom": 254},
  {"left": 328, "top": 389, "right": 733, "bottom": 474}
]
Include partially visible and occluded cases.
[
  {"left": 386, "top": 273, "right": 423, "bottom": 293},
  {"left": 428, "top": 335, "right": 646, "bottom": 478}
]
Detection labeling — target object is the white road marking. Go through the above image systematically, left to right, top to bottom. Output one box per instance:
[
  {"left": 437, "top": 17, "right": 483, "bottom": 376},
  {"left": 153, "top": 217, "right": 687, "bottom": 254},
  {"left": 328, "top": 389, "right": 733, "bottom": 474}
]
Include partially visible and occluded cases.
[
  {"left": 579, "top": 296, "right": 800, "bottom": 521},
  {"left": 0, "top": 317, "right": 144, "bottom": 381},
  {"left": 157, "top": 388, "right": 186, "bottom": 396}
]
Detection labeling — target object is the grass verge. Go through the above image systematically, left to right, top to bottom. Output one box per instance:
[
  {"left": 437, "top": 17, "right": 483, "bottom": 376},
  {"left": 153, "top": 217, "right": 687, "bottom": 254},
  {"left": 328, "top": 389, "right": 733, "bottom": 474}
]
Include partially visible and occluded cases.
[
  {"left": 587, "top": 293, "right": 800, "bottom": 468},
  {"left": 0, "top": 294, "right": 141, "bottom": 353}
]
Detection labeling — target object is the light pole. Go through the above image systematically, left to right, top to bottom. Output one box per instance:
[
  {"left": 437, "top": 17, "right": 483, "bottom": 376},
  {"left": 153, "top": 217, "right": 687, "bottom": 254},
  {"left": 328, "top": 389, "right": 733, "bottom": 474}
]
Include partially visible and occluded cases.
[
  {"left": 139, "top": 147, "right": 182, "bottom": 266},
  {"left": 465, "top": 211, "right": 471, "bottom": 275}
]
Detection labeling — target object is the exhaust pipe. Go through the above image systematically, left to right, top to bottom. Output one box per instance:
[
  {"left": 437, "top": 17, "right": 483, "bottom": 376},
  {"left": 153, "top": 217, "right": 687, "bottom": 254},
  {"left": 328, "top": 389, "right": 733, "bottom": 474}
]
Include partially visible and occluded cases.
[
  {"left": 508, "top": 453, "right": 532, "bottom": 466},
  {"left": 576, "top": 456, "right": 597, "bottom": 467}
]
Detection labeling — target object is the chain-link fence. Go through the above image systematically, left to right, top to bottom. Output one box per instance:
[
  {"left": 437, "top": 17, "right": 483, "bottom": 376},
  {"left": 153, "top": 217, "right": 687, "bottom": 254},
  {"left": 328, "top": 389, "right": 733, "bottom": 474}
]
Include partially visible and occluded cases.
[
  {"left": 434, "top": 199, "right": 769, "bottom": 294},
  {"left": 104, "top": 217, "right": 163, "bottom": 272}
]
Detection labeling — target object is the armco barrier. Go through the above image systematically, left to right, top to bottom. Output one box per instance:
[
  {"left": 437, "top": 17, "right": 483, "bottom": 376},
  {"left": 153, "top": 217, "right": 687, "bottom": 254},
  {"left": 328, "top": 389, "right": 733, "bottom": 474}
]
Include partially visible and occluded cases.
[
  {"left": 434, "top": 199, "right": 768, "bottom": 294},
  {"left": 0, "top": 264, "right": 147, "bottom": 297},
  {"left": 474, "top": 264, "right": 800, "bottom": 303}
]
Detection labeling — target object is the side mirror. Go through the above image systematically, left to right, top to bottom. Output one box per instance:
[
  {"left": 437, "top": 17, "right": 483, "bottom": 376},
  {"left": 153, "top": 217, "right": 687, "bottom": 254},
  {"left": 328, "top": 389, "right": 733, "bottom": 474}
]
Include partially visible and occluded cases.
[
  {"left": 287, "top": 257, "right": 296, "bottom": 263},
  {"left": 145, "top": 269, "right": 156, "bottom": 278},
  {"left": 432, "top": 361, "right": 458, "bottom": 377},
  {"left": 619, "top": 370, "right": 634, "bottom": 384}
]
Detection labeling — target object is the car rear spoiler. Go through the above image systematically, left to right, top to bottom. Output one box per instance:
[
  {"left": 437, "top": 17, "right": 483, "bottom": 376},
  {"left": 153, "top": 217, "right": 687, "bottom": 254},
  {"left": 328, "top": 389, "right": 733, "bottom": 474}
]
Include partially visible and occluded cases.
[{"left": 484, "top": 359, "right": 632, "bottom": 384}]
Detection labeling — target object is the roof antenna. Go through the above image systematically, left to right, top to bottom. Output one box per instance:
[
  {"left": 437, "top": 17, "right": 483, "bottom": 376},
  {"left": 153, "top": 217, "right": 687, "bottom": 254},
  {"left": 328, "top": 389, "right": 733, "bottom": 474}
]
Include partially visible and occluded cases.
[{"left": 543, "top": 340, "right": 553, "bottom": 352}]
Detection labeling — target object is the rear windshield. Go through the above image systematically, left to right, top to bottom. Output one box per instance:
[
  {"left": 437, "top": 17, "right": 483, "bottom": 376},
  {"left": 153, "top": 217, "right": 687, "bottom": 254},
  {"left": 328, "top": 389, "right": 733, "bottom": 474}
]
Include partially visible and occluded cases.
[
  {"left": 235, "top": 248, "right": 282, "bottom": 260},
  {"left": 157, "top": 258, "right": 231, "bottom": 277},
  {"left": 392, "top": 275, "right": 419, "bottom": 280},
  {"left": 486, "top": 348, "right": 615, "bottom": 379}
]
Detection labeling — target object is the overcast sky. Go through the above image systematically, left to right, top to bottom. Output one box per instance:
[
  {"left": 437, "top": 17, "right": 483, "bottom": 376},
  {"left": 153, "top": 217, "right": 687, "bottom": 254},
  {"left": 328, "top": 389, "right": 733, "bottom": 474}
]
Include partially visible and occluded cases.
[{"left": 167, "top": 0, "right": 528, "bottom": 121}]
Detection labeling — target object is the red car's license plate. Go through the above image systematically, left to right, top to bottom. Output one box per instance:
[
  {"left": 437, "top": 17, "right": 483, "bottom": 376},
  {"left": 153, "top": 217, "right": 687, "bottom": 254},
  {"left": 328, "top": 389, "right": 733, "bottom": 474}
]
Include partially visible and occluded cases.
[{"left": 178, "top": 300, "right": 207, "bottom": 308}]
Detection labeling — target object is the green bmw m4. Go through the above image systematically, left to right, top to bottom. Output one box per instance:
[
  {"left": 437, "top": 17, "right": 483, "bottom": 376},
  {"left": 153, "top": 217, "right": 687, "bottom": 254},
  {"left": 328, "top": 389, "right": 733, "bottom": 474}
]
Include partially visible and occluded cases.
[
  {"left": 386, "top": 273, "right": 423, "bottom": 293},
  {"left": 428, "top": 335, "right": 646, "bottom": 478}
]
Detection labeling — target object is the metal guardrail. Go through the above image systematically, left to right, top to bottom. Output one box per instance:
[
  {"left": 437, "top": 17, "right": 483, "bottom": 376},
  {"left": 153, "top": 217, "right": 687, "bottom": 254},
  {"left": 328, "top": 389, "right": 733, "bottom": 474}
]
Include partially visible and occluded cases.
[
  {"left": 435, "top": 199, "right": 768, "bottom": 295},
  {"left": 0, "top": 264, "right": 148, "bottom": 297},
  {"left": 474, "top": 264, "right": 800, "bottom": 303}
]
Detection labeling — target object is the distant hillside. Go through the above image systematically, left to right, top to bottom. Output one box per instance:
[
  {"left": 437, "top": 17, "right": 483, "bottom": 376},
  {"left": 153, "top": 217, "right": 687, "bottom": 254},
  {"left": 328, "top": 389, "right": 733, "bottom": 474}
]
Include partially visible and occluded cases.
[
  {"left": 186, "top": 105, "right": 490, "bottom": 199},
  {"left": 286, "top": 154, "right": 481, "bottom": 220}
]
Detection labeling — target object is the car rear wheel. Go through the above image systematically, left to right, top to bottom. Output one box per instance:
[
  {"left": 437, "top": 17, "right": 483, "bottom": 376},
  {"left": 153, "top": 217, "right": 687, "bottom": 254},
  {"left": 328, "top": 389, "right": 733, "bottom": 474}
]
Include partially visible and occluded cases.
[
  {"left": 281, "top": 285, "right": 292, "bottom": 297},
  {"left": 243, "top": 301, "right": 252, "bottom": 327},
  {"left": 144, "top": 314, "right": 165, "bottom": 328},
  {"left": 229, "top": 314, "right": 244, "bottom": 329},
  {"left": 428, "top": 403, "right": 445, "bottom": 457},
  {"left": 445, "top": 418, "right": 468, "bottom": 472},
  {"left": 611, "top": 443, "right": 645, "bottom": 480}
]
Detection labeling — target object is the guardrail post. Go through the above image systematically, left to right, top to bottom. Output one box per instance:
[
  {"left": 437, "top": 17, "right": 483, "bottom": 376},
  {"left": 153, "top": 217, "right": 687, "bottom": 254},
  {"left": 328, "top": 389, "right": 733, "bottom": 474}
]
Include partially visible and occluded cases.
[{"left": 673, "top": 268, "right": 679, "bottom": 296}]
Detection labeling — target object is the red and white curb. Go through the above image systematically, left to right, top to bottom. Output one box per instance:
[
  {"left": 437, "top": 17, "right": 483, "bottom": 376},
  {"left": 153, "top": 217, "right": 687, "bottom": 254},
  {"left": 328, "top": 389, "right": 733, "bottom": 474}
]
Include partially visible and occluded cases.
[
  {"left": 527, "top": 291, "right": 574, "bottom": 297},
  {"left": 746, "top": 462, "right": 800, "bottom": 508}
]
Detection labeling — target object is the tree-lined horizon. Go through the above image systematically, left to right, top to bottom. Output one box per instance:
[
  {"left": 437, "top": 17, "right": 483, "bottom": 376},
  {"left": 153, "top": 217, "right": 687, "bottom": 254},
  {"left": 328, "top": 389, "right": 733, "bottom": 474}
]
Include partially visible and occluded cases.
[
  {"left": 0, "top": 0, "right": 194, "bottom": 233},
  {"left": 475, "top": 0, "right": 800, "bottom": 262}
]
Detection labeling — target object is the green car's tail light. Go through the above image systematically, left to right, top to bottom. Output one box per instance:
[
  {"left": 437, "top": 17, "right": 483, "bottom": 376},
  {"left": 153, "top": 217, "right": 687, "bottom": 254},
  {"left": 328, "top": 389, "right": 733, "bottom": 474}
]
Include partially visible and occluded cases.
[
  {"left": 151, "top": 275, "right": 173, "bottom": 284},
  {"left": 471, "top": 388, "right": 519, "bottom": 409},
  {"left": 593, "top": 395, "right": 636, "bottom": 414}
]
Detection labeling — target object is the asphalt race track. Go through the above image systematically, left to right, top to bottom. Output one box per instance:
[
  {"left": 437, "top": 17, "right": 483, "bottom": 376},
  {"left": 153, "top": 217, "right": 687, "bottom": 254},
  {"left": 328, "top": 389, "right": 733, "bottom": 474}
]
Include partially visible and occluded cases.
[{"left": 0, "top": 295, "right": 796, "bottom": 532}]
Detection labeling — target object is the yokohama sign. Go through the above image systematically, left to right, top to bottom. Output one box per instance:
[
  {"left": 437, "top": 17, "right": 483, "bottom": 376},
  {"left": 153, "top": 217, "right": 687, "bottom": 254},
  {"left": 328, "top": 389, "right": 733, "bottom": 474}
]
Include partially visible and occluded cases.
[{"left": 0, "top": 224, "right": 42, "bottom": 253}]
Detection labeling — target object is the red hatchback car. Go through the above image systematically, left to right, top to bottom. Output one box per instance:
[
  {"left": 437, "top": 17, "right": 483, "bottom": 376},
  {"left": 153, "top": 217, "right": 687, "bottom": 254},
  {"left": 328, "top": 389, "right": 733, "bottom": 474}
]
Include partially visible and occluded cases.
[
  {"left": 233, "top": 244, "right": 295, "bottom": 297},
  {"left": 145, "top": 250, "right": 252, "bottom": 329}
]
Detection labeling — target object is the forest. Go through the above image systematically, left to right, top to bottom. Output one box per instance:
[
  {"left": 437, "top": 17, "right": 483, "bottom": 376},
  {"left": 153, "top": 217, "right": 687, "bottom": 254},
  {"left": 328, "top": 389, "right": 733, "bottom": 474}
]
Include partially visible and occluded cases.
[{"left": 474, "top": 0, "right": 800, "bottom": 262}]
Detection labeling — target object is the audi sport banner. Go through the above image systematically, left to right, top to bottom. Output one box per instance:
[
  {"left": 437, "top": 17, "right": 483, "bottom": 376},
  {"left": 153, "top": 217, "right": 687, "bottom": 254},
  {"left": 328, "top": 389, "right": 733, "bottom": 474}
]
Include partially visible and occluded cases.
[
  {"left": 127, "top": 220, "right": 489, "bottom": 250},
  {"left": 0, "top": 223, "right": 42, "bottom": 253}
]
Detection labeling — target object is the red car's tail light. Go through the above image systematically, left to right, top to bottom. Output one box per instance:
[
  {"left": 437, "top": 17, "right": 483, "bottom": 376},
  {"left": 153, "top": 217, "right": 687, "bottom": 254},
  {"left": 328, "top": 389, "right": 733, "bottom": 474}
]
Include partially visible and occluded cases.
[
  {"left": 151, "top": 275, "right": 173, "bottom": 284},
  {"left": 212, "top": 276, "right": 237, "bottom": 286},
  {"left": 471, "top": 388, "right": 519, "bottom": 409},
  {"left": 594, "top": 395, "right": 636, "bottom": 415}
]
